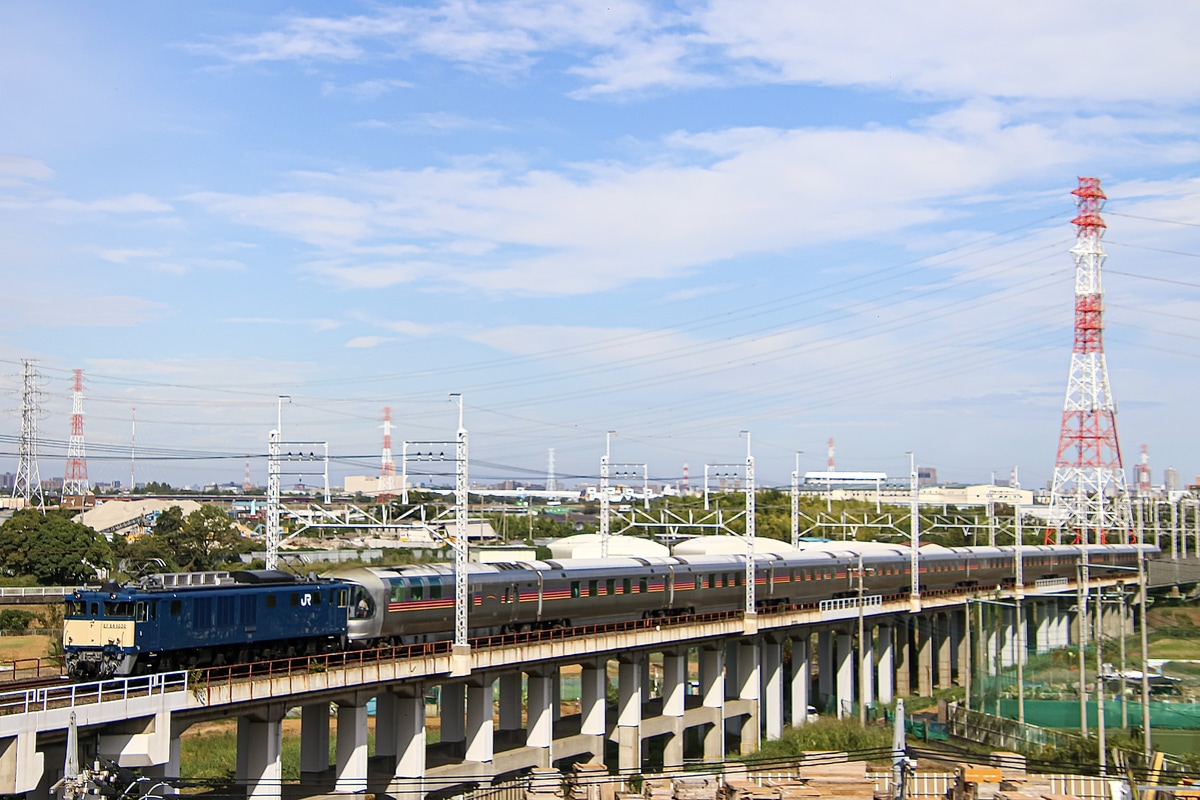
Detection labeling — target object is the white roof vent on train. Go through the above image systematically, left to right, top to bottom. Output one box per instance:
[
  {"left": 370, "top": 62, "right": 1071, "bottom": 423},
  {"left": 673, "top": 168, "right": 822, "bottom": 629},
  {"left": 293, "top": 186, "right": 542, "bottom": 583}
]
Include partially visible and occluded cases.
[
  {"left": 547, "top": 534, "right": 670, "bottom": 559},
  {"left": 672, "top": 535, "right": 798, "bottom": 556}
]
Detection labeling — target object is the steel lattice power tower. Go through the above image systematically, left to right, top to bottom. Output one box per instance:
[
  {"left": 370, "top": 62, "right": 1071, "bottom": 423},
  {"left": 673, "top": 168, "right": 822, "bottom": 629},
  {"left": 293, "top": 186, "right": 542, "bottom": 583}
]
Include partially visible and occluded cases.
[
  {"left": 1048, "top": 177, "right": 1131, "bottom": 543},
  {"left": 12, "top": 359, "right": 44, "bottom": 512},
  {"left": 62, "top": 369, "right": 90, "bottom": 502},
  {"left": 379, "top": 407, "right": 396, "bottom": 499}
]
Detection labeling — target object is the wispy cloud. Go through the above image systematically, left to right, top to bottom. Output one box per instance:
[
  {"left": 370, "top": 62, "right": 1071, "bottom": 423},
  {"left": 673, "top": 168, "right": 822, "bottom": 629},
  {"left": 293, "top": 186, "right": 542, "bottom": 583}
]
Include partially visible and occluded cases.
[
  {"left": 189, "top": 1, "right": 1200, "bottom": 103},
  {"left": 321, "top": 78, "right": 411, "bottom": 101},
  {"left": 355, "top": 112, "right": 509, "bottom": 134},
  {"left": 225, "top": 317, "right": 342, "bottom": 332},
  {"left": 345, "top": 335, "right": 395, "bottom": 348}
]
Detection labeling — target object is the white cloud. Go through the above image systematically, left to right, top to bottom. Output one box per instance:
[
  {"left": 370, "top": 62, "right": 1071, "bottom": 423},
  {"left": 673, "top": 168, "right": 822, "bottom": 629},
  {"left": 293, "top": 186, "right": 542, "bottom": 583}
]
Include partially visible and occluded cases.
[
  {"left": 190, "top": 2, "right": 1200, "bottom": 103},
  {"left": 321, "top": 78, "right": 411, "bottom": 100},
  {"left": 184, "top": 110, "right": 1175, "bottom": 296},
  {"left": 0, "top": 154, "right": 53, "bottom": 186},
  {"left": 44, "top": 194, "right": 172, "bottom": 214},
  {"left": 96, "top": 247, "right": 168, "bottom": 264},
  {"left": 2, "top": 294, "right": 169, "bottom": 328},
  {"left": 345, "top": 335, "right": 394, "bottom": 348}
]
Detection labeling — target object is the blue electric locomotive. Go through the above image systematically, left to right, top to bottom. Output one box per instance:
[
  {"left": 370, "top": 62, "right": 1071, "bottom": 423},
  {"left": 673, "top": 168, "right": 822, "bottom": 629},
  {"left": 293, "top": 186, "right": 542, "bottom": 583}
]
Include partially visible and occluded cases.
[{"left": 64, "top": 570, "right": 352, "bottom": 679}]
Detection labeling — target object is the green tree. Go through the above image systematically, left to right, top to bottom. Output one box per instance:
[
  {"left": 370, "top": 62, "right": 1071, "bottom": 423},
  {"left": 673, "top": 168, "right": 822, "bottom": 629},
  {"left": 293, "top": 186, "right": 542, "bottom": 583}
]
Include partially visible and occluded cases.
[
  {"left": 172, "top": 505, "right": 248, "bottom": 571},
  {"left": 0, "top": 509, "right": 113, "bottom": 584}
]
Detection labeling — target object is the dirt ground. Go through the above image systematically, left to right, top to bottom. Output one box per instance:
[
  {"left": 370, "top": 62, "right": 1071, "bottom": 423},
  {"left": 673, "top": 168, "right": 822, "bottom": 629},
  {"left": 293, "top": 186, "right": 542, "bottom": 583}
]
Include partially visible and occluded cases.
[{"left": 0, "top": 634, "right": 54, "bottom": 663}]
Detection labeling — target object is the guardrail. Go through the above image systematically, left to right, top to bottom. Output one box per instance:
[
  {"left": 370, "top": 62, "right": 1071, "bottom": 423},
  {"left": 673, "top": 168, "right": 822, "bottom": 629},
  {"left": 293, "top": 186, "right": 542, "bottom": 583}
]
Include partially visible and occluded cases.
[
  {"left": 0, "top": 586, "right": 78, "bottom": 598},
  {"left": 819, "top": 594, "right": 884, "bottom": 620},
  {"left": 0, "top": 671, "right": 187, "bottom": 716}
]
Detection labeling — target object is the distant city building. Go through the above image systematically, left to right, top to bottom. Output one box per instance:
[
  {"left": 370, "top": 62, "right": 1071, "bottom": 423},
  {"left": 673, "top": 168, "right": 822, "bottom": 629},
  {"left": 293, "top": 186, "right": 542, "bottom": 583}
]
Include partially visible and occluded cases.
[
  {"left": 917, "top": 466, "right": 938, "bottom": 488},
  {"left": 1165, "top": 466, "right": 1181, "bottom": 493},
  {"left": 0, "top": 472, "right": 14, "bottom": 491}
]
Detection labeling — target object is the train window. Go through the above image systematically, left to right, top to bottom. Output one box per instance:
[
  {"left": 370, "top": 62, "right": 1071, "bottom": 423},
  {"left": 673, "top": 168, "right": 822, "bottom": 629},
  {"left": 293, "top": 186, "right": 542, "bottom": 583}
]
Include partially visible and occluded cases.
[
  {"left": 789, "top": 570, "right": 795, "bottom": 582},
  {"left": 735, "top": 573, "right": 742, "bottom": 587},
  {"left": 706, "top": 574, "right": 713, "bottom": 589},
  {"left": 639, "top": 577, "right": 648, "bottom": 594},
  {"left": 623, "top": 578, "right": 631, "bottom": 595},
  {"left": 606, "top": 579, "right": 615, "bottom": 596},
  {"left": 588, "top": 580, "right": 598, "bottom": 598},
  {"left": 571, "top": 581, "right": 581, "bottom": 599},
  {"left": 430, "top": 582, "right": 442, "bottom": 600},
  {"left": 411, "top": 583, "right": 424, "bottom": 602},
  {"left": 391, "top": 584, "right": 406, "bottom": 603},
  {"left": 337, "top": 589, "right": 349, "bottom": 607},
  {"left": 312, "top": 591, "right": 322, "bottom": 605},
  {"left": 290, "top": 593, "right": 300, "bottom": 607},
  {"left": 266, "top": 594, "right": 276, "bottom": 609},
  {"left": 170, "top": 600, "right": 181, "bottom": 615},
  {"left": 65, "top": 601, "right": 80, "bottom": 616},
  {"left": 104, "top": 601, "right": 133, "bottom": 617},
  {"left": 151, "top": 601, "right": 157, "bottom": 620},
  {"left": 135, "top": 602, "right": 147, "bottom": 622},
  {"left": 90, "top": 603, "right": 98, "bottom": 616}
]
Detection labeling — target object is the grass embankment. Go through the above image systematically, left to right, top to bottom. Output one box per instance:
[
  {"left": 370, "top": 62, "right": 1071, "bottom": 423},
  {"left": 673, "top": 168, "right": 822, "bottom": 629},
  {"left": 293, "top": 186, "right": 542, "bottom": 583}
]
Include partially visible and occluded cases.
[
  {"left": 178, "top": 717, "right": 444, "bottom": 782},
  {"left": 746, "top": 717, "right": 893, "bottom": 765}
]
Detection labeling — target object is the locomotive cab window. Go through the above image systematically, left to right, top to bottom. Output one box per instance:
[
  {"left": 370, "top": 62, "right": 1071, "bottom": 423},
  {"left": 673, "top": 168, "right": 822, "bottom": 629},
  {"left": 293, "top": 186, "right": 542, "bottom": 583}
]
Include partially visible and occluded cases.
[
  {"left": 351, "top": 587, "right": 374, "bottom": 619},
  {"left": 170, "top": 600, "right": 181, "bottom": 615},
  {"left": 104, "top": 601, "right": 132, "bottom": 617},
  {"left": 135, "top": 602, "right": 147, "bottom": 622}
]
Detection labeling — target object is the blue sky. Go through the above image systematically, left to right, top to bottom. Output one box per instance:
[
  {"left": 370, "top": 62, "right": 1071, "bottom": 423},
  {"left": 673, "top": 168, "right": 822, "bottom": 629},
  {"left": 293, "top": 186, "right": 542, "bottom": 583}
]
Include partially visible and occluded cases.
[{"left": 3, "top": 1, "right": 1200, "bottom": 491}]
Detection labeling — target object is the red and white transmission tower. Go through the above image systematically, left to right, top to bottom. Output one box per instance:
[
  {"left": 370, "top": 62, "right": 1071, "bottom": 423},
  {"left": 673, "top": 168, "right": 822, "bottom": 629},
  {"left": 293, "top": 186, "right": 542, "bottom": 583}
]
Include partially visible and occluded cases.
[
  {"left": 1048, "top": 177, "right": 1131, "bottom": 543},
  {"left": 62, "top": 369, "right": 90, "bottom": 499},
  {"left": 379, "top": 406, "right": 396, "bottom": 499},
  {"left": 827, "top": 437, "right": 835, "bottom": 471},
  {"left": 1136, "top": 444, "right": 1152, "bottom": 496}
]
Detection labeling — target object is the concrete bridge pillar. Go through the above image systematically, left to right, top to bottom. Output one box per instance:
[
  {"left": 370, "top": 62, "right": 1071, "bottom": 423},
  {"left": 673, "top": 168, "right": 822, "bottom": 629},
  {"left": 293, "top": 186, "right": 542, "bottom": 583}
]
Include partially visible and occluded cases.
[
  {"left": 1000, "top": 606, "right": 1016, "bottom": 668},
  {"left": 953, "top": 610, "right": 968, "bottom": 686},
  {"left": 984, "top": 612, "right": 1000, "bottom": 676},
  {"left": 937, "top": 613, "right": 953, "bottom": 691},
  {"left": 916, "top": 616, "right": 933, "bottom": 697},
  {"left": 894, "top": 619, "right": 911, "bottom": 697},
  {"left": 860, "top": 623, "right": 875, "bottom": 709},
  {"left": 876, "top": 624, "right": 894, "bottom": 704},
  {"left": 817, "top": 629, "right": 833, "bottom": 705},
  {"left": 835, "top": 630, "right": 853, "bottom": 718},
  {"left": 791, "top": 633, "right": 811, "bottom": 726},
  {"left": 761, "top": 638, "right": 783, "bottom": 741},
  {"left": 737, "top": 639, "right": 761, "bottom": 753},
  {"left": 700, "top": 644, "right": 725, "bottom": 762},
  {"left": 662, "top": 649, "right": 687, "bottom": 767},
  {"left": 617, "top": 654, "right": 643, "bottom": 771},
  {"left": 580, "top": 658, "right": 607, "bottom": 737},
  {"left": 553, "top": 669, "right": 563, "bottom": 721},
  {"left": 527, "top": 671, "right": 555, "bottom": 768},
  {"left": 498, "top": 672, "right": 523, "bottom": 732},
  {"left": 465, "top": 681, "right": 494, "bottom": 765},
  {"left": 440, "top": 683, "right": 465, "bottom": 750},
  {"left": 388, "top": 687, "right": 426, "bottom": 800},
  {"left": 374, "top": 691, "right": 397, "bottom": 760},
  {"left": 335, "top": 698, "right": 370, "bottom": 794},
  {"left": 299, "top": 702, "right": 330, "bottom": 780},
  {"left": 236, "top": 705, "right": 285, "bottom": 800},
  {"left": 142, "top": 729, "right": 183, "bottom": 794}
]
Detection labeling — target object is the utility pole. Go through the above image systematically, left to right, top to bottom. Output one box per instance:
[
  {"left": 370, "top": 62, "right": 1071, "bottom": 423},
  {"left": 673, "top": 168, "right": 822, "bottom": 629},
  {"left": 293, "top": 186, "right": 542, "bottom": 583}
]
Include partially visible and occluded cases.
[
  {"left": 451, "top": 393, "right": 469, "bottom": 652},
  {"left": 741, "top": 430, "right": 756, "bottom": 619},
  {"left": 600, "top": 431, "right": 614, "bottom": 558},
  {"left": 908, "top": 451, "right": 920, "bottom": 612},
  {"left": 791, "top": 452, "right": 802, "bottom": 548},
  {"left": 1015, "top": 508, "right": 1025, "bottom": 725},
  {"left": 1138, "top": 544, "right": 1152, "bottom": 757},
  {"left": 1078, "top": 554, "right": 1090, "bottom": 738}
]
